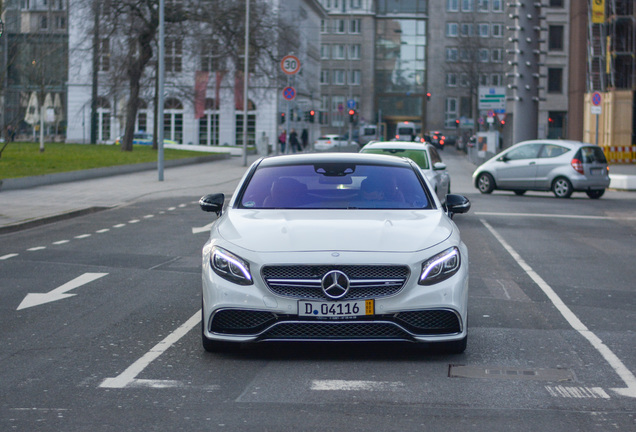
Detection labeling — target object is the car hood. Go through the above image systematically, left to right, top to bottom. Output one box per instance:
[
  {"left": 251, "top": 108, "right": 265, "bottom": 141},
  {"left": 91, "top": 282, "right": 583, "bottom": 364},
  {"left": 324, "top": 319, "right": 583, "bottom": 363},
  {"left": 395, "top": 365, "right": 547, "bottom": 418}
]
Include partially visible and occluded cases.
[{"left": 214, "top": 209, "right": 453, "bottom": 253}]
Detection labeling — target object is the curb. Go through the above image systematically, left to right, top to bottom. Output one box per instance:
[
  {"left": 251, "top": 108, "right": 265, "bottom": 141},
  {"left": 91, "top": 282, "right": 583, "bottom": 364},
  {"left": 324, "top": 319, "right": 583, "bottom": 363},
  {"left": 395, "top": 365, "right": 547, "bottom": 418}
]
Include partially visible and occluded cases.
[
  {"left": 0, "top": 153, "right": 230, "bottom": 192},
  {"left": 0, "top": 207, "right": 112, "bottom": 235}
]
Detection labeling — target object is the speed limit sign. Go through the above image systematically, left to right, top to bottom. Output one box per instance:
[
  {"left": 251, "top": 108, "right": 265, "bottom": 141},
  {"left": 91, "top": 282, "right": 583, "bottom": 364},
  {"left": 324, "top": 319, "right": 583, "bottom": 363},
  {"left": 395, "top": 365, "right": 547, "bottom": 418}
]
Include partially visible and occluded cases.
[{"left": 281, "top": 55, "right": 301, "bottom": 75}]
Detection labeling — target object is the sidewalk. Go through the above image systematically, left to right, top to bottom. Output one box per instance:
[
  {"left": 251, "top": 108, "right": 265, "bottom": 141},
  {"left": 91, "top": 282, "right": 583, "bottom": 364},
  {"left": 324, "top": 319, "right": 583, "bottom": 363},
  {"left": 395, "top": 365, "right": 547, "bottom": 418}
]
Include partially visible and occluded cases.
[{"left": 0, "top": 154, "right": 260, "bottom": 234}]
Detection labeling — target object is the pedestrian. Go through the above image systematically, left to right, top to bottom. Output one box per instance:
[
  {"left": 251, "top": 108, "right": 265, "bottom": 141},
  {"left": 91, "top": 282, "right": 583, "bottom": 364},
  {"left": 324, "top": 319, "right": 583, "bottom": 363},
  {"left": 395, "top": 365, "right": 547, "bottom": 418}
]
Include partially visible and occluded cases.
[
  {"left": 7, "top": 125, "right": 15, "bottom": 142},
  {"left": 301, "top": 128, "right": 308, "bottom": 151},
  {"left": 289, "top": 129, "right": 301, "bottom": 153},
  {"left": 278, "top": 130, "right": 286, "bottom": 154}
]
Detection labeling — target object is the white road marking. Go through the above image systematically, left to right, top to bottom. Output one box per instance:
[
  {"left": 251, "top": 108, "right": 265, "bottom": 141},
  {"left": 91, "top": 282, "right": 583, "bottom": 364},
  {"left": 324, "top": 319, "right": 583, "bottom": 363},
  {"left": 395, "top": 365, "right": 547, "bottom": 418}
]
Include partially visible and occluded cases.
[
  {"left": 178, "top": 204, "right": 187, "bottom": 208},
  {"left": 167, "top": 207, "right": 176, "bottom": 211},
  {"left": 475, "top": 211, "right": 636, "bottom": 221},
  {"left": 143, "top": 214, "right": 154, "bottom": 219},
  {"left": 128, "top": 219, "right": 140, "bottom": 224},
  {"left": 481, "top": 219, "right": 636, "bottom": 398},
  {"left": 113, "top": 224, "right": 126, "bottom": 228},
  {"left": 96, "top": 229, "right": 110, "bottom": 233},
  {"left": 75, "top": 234, "right": 91, "bottom": 239},
  {"left": 52, "top": 240, "right": 70, "bottom": 245},
  {"left": 27, "top": 246, "right": 46, "bottom": 251},
  {"left": 0, "top": 253, "right": 19, "bottom": 260},
  {"left": 17, "top": 272, "right": 108, "bottom": 310},
  {"left": 100, "top": 311, "right": 201, "bottom": 389},
  {"left": 311, "top": 380, "right": 404, "bottom": 391},
  {"left": 546, "top": 386, "right": 610, "bottom": 399}
]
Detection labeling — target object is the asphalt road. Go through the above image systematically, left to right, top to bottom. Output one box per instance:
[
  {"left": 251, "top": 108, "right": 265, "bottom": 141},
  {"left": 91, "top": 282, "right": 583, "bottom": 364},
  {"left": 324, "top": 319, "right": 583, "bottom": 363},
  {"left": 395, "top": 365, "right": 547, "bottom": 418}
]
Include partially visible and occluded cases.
[{"left": 1, "top": 149, "right": 635, "bottom": 431}]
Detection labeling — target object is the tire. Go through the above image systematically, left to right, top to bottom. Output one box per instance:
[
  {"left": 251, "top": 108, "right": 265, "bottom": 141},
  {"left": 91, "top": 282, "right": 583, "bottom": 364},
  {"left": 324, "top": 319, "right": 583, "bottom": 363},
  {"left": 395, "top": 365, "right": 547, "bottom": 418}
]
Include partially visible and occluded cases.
[
  {"left": 476, "top": 173, "right": 495, "bottom": 194},
  {"left": 552, "top": 177, "right": 573, "bottom": 198},
  {"left": 586, "top": 189, "right": 605, "bottom": 199},
  {"left": 513, "top": 190, "right": 526, "bottom": 196}
]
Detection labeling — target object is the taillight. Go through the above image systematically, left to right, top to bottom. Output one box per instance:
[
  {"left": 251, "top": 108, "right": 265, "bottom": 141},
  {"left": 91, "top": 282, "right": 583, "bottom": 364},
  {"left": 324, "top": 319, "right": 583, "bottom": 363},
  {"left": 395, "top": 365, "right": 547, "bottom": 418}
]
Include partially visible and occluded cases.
[{"left": 571, "top": 158, "right": 584, "bottom": 174}]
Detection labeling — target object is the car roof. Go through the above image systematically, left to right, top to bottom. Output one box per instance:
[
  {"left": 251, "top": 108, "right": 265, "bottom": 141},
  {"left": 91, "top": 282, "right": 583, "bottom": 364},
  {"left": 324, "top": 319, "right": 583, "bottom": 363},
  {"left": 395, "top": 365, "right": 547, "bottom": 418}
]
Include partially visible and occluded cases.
[
  {"left": 513, "top": 139, "right": 598, "bottom": 149},
  {"left": 362, "top": 141, "right": 431, "bottom": 150},
  {"left": 258, "top": 152, "right": 416, "bottom": 169}
]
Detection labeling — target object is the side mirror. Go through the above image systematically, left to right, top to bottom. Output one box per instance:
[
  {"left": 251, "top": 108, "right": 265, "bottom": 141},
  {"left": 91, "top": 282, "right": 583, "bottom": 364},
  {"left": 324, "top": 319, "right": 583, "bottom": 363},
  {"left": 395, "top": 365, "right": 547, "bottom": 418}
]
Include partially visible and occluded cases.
[
  {"left": 498, "top": 155, "right": 509, "bottom": 162},
  {"left": 433, "top": 162, "right": 447, "bottom": 171},
  {"left": 199, "top": 193, "right": 225, "bottom": 216},
  {"left": 446, "top": 194, "right": 470, "bottom": 216}
]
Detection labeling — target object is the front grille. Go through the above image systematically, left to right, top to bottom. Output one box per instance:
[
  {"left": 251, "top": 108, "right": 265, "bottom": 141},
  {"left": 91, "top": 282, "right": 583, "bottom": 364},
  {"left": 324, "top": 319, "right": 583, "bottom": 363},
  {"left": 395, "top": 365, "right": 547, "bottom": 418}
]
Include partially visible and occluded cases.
[
  {"left": 261, "top": 265, "right": 410, "bottom": 300},
  {"left": 208, "top": 309, "right": 461, "bottom": 340},
  {"left": 395, "top": 310, "right": 461, "bottom": 334},
  {"left": 261, "top": 322, "right": 412, "bottom": 340}
]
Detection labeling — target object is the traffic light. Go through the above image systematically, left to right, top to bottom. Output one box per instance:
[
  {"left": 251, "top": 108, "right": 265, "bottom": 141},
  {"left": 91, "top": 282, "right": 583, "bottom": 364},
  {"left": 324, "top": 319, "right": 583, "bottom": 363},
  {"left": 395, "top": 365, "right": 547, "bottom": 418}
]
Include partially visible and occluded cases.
[
  {"left": 426, "top": 92, "right": 431, "bottom": 101},
  {"left": 348, "top": 109, "right": 355, "bottom": 123},
  {"left": 309, "top": 110, "right": 315, "bottom": 123},
  {"left": 280, "top": 112, "right": 285, "bottom": 124},
  {"left": 455, "top": 119, "right": 460, "bottom": 128},
  {"left": 500, "top": 120, "right": 506, "bottom": 128}
]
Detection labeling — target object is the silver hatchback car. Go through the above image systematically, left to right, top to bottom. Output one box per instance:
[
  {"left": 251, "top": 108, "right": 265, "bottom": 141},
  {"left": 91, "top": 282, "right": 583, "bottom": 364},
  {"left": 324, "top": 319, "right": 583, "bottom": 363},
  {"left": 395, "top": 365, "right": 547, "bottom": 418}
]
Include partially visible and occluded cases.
[{"left": 473, "top": 140, "right": 610, "bottom": 199}]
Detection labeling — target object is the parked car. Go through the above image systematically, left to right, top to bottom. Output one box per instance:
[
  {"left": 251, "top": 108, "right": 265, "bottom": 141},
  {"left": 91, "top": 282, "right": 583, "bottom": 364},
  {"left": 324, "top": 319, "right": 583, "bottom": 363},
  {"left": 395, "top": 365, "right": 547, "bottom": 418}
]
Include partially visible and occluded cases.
[
  {"left": 114, "top": 132, "right": 178, "bottom": 146},
  {"left": 313, "top": 134, "right": 359, "bottom": 152},
  {"left": 472, "top": 139, "right": 610, "bottom": 199},
  {"left": 360, "top": 141, "right": 451, "bottom": 204},
  {"left": 199, "top": 153, "right": 471, "bottom": 353}
]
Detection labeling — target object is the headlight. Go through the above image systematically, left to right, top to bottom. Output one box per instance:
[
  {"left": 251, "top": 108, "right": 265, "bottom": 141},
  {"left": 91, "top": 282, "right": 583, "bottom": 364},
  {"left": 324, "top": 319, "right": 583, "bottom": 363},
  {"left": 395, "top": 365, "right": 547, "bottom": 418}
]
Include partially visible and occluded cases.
[
  {"left": 210, "top": 247, "right": 253, "bottom": 285},
  {"left": 418, "top": 247, "right": 460, "bottom": 285}
]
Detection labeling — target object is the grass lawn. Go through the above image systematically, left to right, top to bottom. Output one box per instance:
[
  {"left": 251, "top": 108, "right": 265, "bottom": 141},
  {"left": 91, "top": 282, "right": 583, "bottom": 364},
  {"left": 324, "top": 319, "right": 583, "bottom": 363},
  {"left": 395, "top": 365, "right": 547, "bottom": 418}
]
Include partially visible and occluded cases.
[{"left": 0, "top": 142, "right": 216, "bottom": 179}]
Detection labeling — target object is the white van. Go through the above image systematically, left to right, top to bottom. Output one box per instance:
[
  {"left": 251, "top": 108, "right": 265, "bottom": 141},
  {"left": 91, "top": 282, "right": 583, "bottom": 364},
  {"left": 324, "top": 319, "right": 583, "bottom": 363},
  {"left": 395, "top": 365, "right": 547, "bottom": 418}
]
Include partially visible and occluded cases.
[{"left": 395, "top": 122, "right": 419, "bottom": 141}]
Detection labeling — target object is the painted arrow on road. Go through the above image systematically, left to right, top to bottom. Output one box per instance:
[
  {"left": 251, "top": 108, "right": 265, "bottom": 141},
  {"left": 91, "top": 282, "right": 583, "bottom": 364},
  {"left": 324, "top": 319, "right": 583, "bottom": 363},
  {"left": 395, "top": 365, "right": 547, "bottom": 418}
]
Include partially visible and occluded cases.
[
  {"left": 192, "top": 222, "right": 215, "bottom": 234},
  {"left": 17, "top": 273, "right": 108, "bottom": 310}
]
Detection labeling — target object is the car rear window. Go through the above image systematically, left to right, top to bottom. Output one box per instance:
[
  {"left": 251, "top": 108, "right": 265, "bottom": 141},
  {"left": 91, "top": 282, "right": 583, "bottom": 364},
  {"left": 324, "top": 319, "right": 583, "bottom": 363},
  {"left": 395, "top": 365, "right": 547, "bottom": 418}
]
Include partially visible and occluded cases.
[
  {"left": 579, "top": 146, "right": 608, "bottom": 164},
  {"left": 361, "top": 148, "right": 430, "bottom": 170},
  {"left": 238, "top": 163, "right": 432, "bottom": 210}
]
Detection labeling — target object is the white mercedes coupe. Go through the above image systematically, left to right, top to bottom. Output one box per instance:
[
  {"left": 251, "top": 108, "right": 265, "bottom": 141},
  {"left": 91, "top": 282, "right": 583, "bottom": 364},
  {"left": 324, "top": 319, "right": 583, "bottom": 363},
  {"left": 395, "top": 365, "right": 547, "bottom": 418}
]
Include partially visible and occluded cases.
[{"left": 199, "top": 153, "right": 471, "bottom": 353}]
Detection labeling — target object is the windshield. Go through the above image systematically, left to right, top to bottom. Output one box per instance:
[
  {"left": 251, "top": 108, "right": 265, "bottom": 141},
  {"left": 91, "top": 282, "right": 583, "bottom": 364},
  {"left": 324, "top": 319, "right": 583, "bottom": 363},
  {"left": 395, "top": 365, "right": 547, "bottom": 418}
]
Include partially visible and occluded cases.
[{"left": 238, "top": 163, "right": 432, "bottom": 210}]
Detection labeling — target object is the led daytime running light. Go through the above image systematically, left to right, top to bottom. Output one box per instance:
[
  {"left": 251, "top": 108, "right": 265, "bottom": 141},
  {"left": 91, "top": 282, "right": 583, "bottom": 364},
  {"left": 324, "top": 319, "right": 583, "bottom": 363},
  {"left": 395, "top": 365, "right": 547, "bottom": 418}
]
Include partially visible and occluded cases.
[
  {"left": 419, "top": 247, "right": 460, "bottom": 284},
  {"left": 211, "top": 248, "right": 253, "bottom": 283}
]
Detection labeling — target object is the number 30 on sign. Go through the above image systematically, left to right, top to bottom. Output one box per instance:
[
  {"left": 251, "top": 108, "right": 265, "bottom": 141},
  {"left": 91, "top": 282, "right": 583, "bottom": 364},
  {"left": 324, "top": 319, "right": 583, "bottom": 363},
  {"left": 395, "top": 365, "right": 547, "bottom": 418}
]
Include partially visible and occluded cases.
[{"left": 281, "top": 55, "right": 300, "bottom": 75}]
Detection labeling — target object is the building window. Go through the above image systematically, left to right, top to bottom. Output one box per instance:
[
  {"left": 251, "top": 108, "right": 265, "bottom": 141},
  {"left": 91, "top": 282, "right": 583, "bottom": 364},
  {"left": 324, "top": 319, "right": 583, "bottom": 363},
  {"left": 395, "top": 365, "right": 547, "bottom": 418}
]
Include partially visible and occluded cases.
[
  {"left": 350, "top": 0, "right": 362, "bottom": 8},
  {"left": 447, "top": 0, "right": 459, "bottom": 11},
  {"left": 461, "top": 0, "right": 474, "bottom": 12},
  {"left": 477, "top": 0, "right": 489, "bottom": 12},
  {"left": 492, "top": 0, "right": 503, "bottom": 11},
  {"left": 549, "top": 0, "right": 564, "bottom": 7},
  {"left": 55, "top": 15, "right": 66, "bottom": 29},
  {"left": 40, "top": 16, "right": 48, "bottom": 29},
  {"left": 321, "top": 19, "right": 329, "bottom": 33},
  {"left": 334, "top": 19, "right": 346, "bottom": 34},
  {"left": 350, "top": 19, "right": 361, "bottom": 34},
  {"left": 446, "top": 23, "right": 458, "bottom": 37},
  {"left": 460, "top": 23, "right": 473, "bottom": 37},
  {"left": 478, "top": 23, "right": 489, "bottom": 37},
  {"left": 492, "top": 24, "right": 503, "bottom": 37},
  {"left": 548, "top": 25, "right": 564, "bottom": 51},
  {"left": 99, "top": 38, "right": 110, "bottom": 72},
  {"left": 165, "top": 39, "right": 183, "bottom": 72},
  {"left": 321, "top": 44, "right": 330, "bottom": 59},
  {"left": 332, "top": 44, "right": 346, "bottom": 60},
  {"left": 349, "top": 44, "right": 361, "bottom": 59},
  {"left": 200, "top": 46, "right": 217, "bottom": 72},
  {"left": 446, "top": 48, "right": 458, "bottom": 62},
  {"left": 491, "top": 48, "right": 502, "bottom": 62},
  {"left": 479, "top": 49, "right": 489, "bottom": 62},
  {"left": 547, "top": 68, "right": 563, "bottom": 93},
  {"left": 333, "top": 69, "right": 346, "bottom": 85},
  {"left": 320, "top": 70, "right": 329, "bottom": 85},
  {"left": 349, "top": 70, "right": 361, "bottom": 85},
  {"left": 446, "top": 73, "right": 457, "bottom": 87},
  {"left": 460, "top": 74, "right": 469, "bottom": 87},
  {"left": 479, "top": 74, "right": 489, "bottom": 86},
  {"left": 491, "top": 74, "right": 502, "bottom": 86},
  {"left": 332, "top": 96, "right": 345, "bottom": 127},
  {"left": 164, "top": 98, "right": 183, "bottom": 143},
  {"left": 445, "top": 98, "right": 459, "bottom": 128},
  {"left": 235, "top": 113, "right": 255, "bottom": 146}
]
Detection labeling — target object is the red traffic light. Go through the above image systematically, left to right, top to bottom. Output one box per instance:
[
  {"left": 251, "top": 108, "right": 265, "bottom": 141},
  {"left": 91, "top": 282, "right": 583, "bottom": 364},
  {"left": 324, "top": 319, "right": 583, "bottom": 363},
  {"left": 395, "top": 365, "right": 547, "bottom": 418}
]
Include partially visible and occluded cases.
[
  {"left": 426, "top": 92, "right": 431, "bottom": 100},
  {"left": 348, "top": 109, "right": 355, "bottom": 115},
  {"left": 310, "top": 110, "right": 315, "bottom": 116}
]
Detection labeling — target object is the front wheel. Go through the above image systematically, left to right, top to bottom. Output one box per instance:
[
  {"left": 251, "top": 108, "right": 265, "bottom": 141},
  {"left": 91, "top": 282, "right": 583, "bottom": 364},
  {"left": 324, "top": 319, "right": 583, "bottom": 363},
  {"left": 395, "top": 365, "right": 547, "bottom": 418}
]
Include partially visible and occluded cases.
[
  {"left": 476, "top": 173, "right": 495, "bottom": 194},
  {"left": 552, "top": 177, "right": 573, "bottom": 198},
  {"left": 586, "top": 189, "right": 605, "bottom": 199}
]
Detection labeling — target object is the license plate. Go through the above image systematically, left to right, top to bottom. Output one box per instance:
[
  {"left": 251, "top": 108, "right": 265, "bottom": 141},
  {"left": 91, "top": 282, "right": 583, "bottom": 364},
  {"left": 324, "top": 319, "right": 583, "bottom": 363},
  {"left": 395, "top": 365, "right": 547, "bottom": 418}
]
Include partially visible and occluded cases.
[
  {"left": 591, "top": 168, "right": 603, "bottom": 175},
  {"left": 299, "top": 299, "right": 374, "bottom": 318}
]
